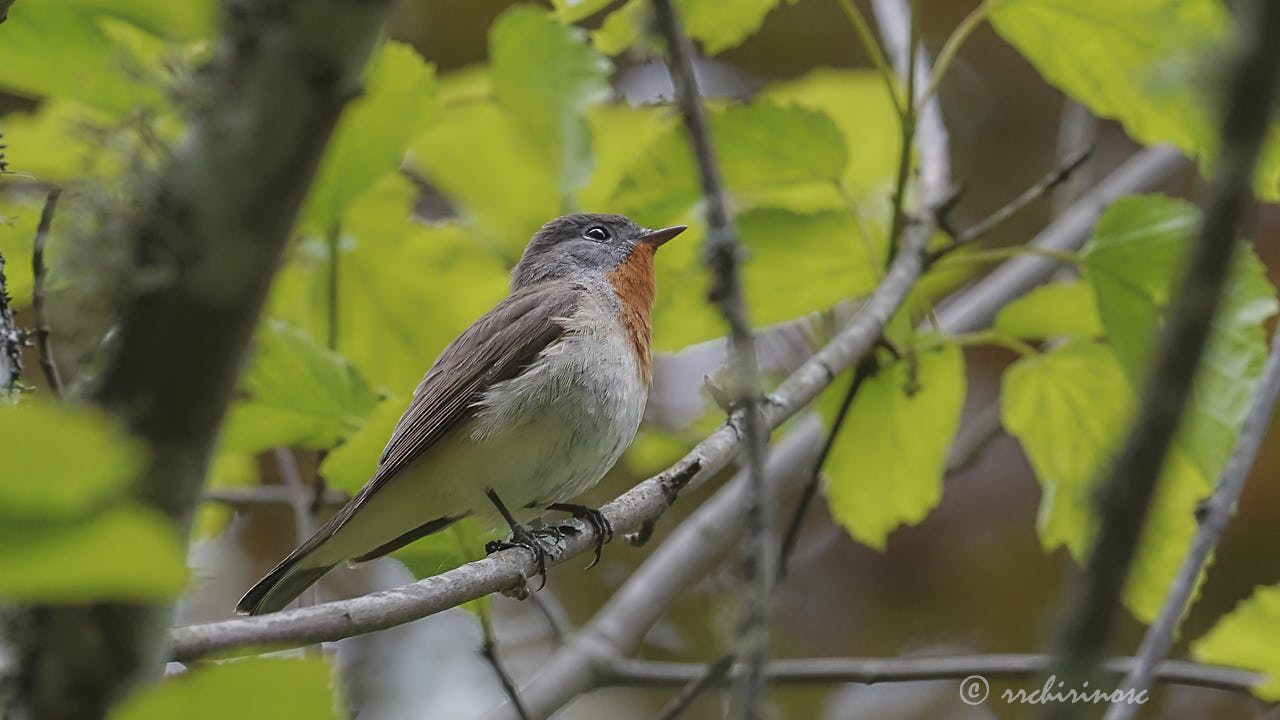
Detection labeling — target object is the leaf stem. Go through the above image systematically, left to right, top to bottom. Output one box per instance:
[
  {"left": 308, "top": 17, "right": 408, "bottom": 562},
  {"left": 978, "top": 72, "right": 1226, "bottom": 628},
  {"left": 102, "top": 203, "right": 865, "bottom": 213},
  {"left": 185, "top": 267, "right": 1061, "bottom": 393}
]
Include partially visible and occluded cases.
[
  {"left": 835, "top": 0, "right": 906, "bottom": 118},
  {"left": 923, "top": 0, "right": 992, "bottom": 104}
]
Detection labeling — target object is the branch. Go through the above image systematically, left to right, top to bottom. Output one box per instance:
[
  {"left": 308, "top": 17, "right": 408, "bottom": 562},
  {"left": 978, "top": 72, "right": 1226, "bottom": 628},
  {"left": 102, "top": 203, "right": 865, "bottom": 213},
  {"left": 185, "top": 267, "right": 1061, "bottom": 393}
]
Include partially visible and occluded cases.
[
  {"left": 7, "top": 0, "right": 396, "bottom": 716},
  {"left": 1045, "top": 1, "right": 1280, "bottom": 715},
  {"left": 654, "top": 2, "right": 773, "bottom": 714},
  {"left": 31, "top": 187, "right": 64, "bottom": 397},
  {"left": 0, "top": 250, "right": 19, "bottom": 391},
  {"left": 1104, "top": 286, "right": 1280, "bottom": 717},
  {"left": 494, "top": 415, "right": 826, "bottom": 720},
  {"left": 653, "top": 653, "right": 736, "bottom": 720},
  {"left": 605, "top": 654, "right": 1263, "bottom": 696}
]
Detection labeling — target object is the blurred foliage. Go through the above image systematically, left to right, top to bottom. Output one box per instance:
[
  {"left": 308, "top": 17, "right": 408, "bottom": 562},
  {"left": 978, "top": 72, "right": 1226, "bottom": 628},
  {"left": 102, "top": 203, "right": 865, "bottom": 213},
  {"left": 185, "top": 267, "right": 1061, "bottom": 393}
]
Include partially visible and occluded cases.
[
  {"left": 2, "top": 0, "right": 1280, "bottom": 713},
  {"left": 0, "top": 401, "right": 185, "bottom": 600},
  {"left": 109, "top": 657, "right": 338, "bottom": 720}
]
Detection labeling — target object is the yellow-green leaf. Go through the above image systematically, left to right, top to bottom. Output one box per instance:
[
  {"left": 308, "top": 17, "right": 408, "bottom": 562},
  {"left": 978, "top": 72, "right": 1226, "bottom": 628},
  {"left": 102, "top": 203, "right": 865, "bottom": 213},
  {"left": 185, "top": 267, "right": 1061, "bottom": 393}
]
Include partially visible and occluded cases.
[
  {"left": 675, "top": 0, "right": 793, "bottom": 56},
  {"left": 989, "top": 0, "right": 1280, "bottom": 200},
  {"left": 491, "top": 6, "right": 612, "bottom": 194},
  {"left": 302, "top": 41, "right": 437, "bottom": 234},
  {"left": 613, "top": 103, "right": 847, "bottom": 224},
  {"left": 993, "top": 280, "right": 1103, "bottom": 339},
  {"left": 220, "top": 321, "right": 379, "bottom": 454},
  {"left": 1000, "top": 339, "right": 1210, "bottom": 619},
  {"left": 824, "top": 343, "right": 965, "bottom": 549},
  {"left": 318, "top": 396, "right": 405, "bottom": 494},
  {"left": 1193, "top": 583, "right": 1280, "bottom": 700}
]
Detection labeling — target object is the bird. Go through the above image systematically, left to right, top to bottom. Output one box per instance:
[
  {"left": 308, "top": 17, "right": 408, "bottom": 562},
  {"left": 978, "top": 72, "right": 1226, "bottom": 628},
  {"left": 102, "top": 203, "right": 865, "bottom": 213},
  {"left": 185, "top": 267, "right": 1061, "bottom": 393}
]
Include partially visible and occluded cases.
[{"left": 237, "top": 213, "right": 685, "bottom": 615}]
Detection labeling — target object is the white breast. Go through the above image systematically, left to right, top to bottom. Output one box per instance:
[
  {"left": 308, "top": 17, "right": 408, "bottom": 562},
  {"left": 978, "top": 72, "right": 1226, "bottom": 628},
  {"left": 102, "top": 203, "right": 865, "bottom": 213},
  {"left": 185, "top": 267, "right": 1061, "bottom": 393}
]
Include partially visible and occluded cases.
[{"left": 467, "top": 298, "right": 649, "bottom": 512}]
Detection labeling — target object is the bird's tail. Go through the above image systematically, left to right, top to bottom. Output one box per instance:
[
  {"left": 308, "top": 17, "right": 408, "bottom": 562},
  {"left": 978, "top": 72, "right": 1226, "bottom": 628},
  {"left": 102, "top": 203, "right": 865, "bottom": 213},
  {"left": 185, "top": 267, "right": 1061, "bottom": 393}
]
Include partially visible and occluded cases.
[{"left": 236, "top": 546, "right": 338, "bottom": 616}]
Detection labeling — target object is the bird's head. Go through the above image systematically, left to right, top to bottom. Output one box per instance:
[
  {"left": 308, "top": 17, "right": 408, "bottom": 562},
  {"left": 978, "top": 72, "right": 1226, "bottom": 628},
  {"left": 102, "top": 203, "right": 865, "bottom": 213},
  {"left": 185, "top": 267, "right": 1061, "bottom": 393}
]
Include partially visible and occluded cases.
[{"left": 511, "top": 213, "right": 686, "bottom": 289}]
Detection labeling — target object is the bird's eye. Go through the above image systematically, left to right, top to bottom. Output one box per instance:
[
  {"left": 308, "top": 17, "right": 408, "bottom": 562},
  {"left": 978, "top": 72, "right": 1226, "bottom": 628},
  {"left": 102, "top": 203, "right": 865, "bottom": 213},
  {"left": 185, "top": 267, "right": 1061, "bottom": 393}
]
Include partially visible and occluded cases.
[{"left": 584, "top": 226, "right": 609, "bottom": 242}]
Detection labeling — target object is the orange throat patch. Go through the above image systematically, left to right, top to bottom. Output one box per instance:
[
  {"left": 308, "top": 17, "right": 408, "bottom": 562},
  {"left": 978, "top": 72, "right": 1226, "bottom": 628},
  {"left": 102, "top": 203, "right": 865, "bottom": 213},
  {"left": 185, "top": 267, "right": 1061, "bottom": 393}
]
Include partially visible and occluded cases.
[{"left": 606, "top": 244, "right": 657, "bottom": 384}]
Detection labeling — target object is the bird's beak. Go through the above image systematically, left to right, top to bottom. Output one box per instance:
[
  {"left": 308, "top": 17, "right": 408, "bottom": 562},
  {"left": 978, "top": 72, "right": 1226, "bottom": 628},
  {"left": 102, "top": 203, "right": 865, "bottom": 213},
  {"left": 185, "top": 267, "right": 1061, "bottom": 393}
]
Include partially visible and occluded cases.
[{"left": 638, "top": 225, "right": 687, "bottom": 248}]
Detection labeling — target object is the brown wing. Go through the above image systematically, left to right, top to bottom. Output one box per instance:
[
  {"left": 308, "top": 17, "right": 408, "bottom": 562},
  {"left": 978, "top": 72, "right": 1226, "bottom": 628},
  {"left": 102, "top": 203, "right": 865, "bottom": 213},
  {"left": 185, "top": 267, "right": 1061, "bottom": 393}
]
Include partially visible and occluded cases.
[{"left": 375, "top": 280, "right": 585, "bottom": 479}]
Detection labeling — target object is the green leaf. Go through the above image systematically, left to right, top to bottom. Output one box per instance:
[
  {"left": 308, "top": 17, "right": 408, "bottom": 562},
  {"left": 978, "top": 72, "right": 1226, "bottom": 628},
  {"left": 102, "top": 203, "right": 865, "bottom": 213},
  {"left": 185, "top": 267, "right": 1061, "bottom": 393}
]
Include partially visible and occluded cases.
[
  {"left": 551, "top": 0, "right": 616, "bottom": 22},
  {"left": 590, "top": 0, "right": 651, "bottom": 56},
  {"left": 675, "top": 0, "right": 792, "bottom": 56},
  {"left": 989, "top": 0, "right": 1280, "bottom": 200},
  {"left": 491, "top": 6, "right": 612, "bottom": 195},
  {"left": 302, "top": 42, "right": 437, "bottom": 234},
  {"left": 759, "top": 68, "right": 902, "bottom": 197},
  {"left": 0, "top": 98, "right": 119, "bottom": 184},
  {"left": 407, "top": 101, "right": 559, "bottom": 253},
  {"left": 579, "top": 103, "right": 676, "bottom": 211},
  {"left": 613, "top": 103, "right": 847, "bottom": 223},
  {"left": 270, "top": 174, "right": 511, "bottom": 394},
  {"left": 1082, "top": 195, "right": 1278, "bottom": 483},
  {"left": 0, "top": 196, "right": 44, "bottom": 307},
  {"left": 739, "top": 207, "right": 882, "bottom": 326},
  {"left": 993, "top": 280, "right": 1103, "bottom": 339},
  {"left": 220, "top": 321, "right": 379, "bottom": 454},
  {"left": 1000, "top": 339, "right": 1209, "bottom": 619},
  {"left": 824, "top": 343, "right": 965, "bottom": 549},
  {"left": 318, "top": 396, "right": 405, "bottom": 494},
  {"left": 0, "top": 400, "right": 143, "bottom": 519},
  {"left": 0, "top": 505, "right": 187, "bottom": 601},
  {"left": 1193, "top": 583, "right": 1280, "bottom": 700},
  {"left": 110, "top": 658, "right": 339, "bottom": 720}
]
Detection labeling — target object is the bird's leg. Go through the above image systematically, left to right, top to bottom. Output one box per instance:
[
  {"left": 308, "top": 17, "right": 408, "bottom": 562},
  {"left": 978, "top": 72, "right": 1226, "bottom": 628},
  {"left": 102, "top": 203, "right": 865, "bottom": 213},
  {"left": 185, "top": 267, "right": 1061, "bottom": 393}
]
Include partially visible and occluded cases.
[
  {"left": 485, "top": 488, "right": 549, "bottom": 590},
  {"left": 546, "top": 503, "right": 613, "bottom": 569}
]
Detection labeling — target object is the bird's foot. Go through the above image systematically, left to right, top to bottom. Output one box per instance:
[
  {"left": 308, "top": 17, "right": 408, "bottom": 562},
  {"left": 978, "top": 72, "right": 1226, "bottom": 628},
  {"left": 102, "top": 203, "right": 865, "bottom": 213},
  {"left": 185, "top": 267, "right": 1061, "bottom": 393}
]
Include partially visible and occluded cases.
[
  {"left": 547, "top": 503, "right": 613, "bottom": 569},
  {"left": 486, "top": 523, "right": 552, "bottom": 590}
]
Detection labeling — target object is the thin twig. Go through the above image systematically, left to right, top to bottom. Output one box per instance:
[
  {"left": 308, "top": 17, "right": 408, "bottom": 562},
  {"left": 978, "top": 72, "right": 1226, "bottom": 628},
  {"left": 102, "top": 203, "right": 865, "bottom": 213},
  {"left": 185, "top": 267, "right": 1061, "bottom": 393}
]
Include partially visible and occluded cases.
[
  {"left": 652, "top": 2, "right": 772, "bottom": 716},
  {"left": 1044, "top": 2, "right": 1280, "bottom": 716},
  {"left": 936, "top": 145, "right": 1184, "bottom": 335},
  {"left": 931, "top": 147, "right": 1093, "bottom": 263},
  {"left": 31, "top": 187, "right": 64, "bottom": 397},
  {"left": 325, "top": 222, "right": 340, "bottom": 350},
  {"left": 1105, "top": 329, "right": 1280, "bottom": 719},
  {"left": 777, "top": 356, "right": 878, "bottom": 578},
  {"left": 527, "top": 589, "right": 572, "bottom": 649},
  {"left": 480, "top": 637, "right": 531, "bottom": 720},
  {"left": 653, "top": 653, "right": 736, "bottom": 720},
  {"left": 605, "top": 654, "right": 1263, "bottom": 696}
]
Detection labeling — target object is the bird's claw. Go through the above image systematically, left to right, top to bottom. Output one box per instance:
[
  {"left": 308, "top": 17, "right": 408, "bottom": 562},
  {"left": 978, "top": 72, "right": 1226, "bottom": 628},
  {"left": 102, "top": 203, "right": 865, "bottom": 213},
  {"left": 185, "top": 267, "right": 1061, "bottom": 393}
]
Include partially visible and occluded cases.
[
  {"left": 548, "top": 503, "right": 613, "bottom": 569},
  {"left": 486, "top": 523, "right": 550, "bottom": 591}
]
